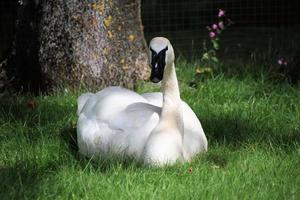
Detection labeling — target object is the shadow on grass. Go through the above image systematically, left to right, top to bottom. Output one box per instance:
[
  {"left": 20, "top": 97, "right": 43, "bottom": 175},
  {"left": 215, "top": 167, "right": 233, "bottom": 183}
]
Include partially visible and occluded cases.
[
  {"left": 0, "top": 97, "right": 75, "bottom": 128},
  {"left": 0, "top": 97, "right": 76, "bottom": 145},
  {"left": 203, "top": 113, "right": 300, "bottom": 151},
  {"left": 60, "top": 126, "right": 79, "bottom": 157},
  {"left": 204, "top": 153, "right": 228, "bottom": 168},
  {"left": 0, "top": 162, "right": 58, "bottom": 200}
]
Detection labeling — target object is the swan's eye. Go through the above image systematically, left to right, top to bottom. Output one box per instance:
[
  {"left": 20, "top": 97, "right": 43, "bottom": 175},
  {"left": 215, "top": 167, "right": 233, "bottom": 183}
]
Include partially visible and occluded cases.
[
  {"left": 161, "top": 46, "right": 168, "bottom": 53},
  {"left": 150, "top": 47, "right": 156, "bottom": 55},
  {"left": 150, "top": 47, "right": 157, "bottom": 60}
]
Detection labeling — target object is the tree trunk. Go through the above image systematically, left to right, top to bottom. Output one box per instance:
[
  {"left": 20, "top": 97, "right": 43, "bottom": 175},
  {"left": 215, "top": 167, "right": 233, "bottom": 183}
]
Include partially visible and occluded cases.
[
  {"left": 5, "top": 0, "right": 42, "bottom": 92},
  {"left": 6, "top": 0, "right": 149, "bottom": 92}
]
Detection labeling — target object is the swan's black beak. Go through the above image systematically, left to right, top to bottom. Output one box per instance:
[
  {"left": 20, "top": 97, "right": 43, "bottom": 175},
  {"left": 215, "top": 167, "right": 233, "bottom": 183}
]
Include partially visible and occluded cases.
[
  {"left": 149, "top": 46, "right": 168, "bottom": 83},
  {"left": 150, "top": 62, "right": 164, "bottom": 83}
]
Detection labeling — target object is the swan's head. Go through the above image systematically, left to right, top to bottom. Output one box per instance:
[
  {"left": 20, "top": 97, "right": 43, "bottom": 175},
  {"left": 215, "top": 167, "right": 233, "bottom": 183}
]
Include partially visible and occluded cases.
[{"left": 149, "top": 37, "right": 175, "bottom": 83}]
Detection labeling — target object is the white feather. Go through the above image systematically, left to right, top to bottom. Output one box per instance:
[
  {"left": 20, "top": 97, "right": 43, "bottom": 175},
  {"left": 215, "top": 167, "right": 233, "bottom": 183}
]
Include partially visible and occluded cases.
[{"left": 77, "top": 37, "right": 208, "bottom": 165}]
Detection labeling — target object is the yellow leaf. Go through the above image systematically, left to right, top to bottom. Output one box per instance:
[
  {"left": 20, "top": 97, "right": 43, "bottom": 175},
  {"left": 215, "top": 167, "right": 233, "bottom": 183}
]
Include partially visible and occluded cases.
[
  {"left": 91, "top": 3, "right": 104, "bottom": 14},
  {"left": 91, "top": 3, "right": 97, "bottom": 9},
  {"left": 103, "top": 15, "right": 112, "bottom": 27},
  {"left": 107, "top": 30, "right": 113, "bottom": 38},
  {"left": 128, "top": 34, "right": 135, "bottom": 41},
  {"left": 103, "top": 47, "right": 108, "bottom": 54},
  {"left": 92, "top": 52, "right": 99, "bottom": 60},
  {"left": 120, "top": 59, "right": 125, "bottom": 64},
  {"left": 122, "top": 64, "right": 129, "bottom": 70},
  {"left": 196, "top": 67, "right": 213, "bottom": 74},
  {"left": 196, "top": 68, "right": 203, "bottom": 74},
  {"left": 212, "top": 165, "right": 220, "bottom": 169}
]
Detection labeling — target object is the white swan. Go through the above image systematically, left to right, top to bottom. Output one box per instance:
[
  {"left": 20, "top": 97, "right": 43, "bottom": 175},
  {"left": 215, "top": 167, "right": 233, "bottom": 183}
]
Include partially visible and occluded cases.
[{"left": 77, "top": 37, "right": 207, "bottom": 165}]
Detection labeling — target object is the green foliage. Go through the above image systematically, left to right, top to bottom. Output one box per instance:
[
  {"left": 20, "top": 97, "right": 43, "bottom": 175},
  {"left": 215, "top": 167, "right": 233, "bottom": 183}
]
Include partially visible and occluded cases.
[
  {"left": 201, "top": 39, "right": 219, "bottom": 71},
  {"left": 211, "top": 39, "right": 219, "bottom": 50},
  {"left": 1, "top": 62, "right": 300, "bottom": 199}
]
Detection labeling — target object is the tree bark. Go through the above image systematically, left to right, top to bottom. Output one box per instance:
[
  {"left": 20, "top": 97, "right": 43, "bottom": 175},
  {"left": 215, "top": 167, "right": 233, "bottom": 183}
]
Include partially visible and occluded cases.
[{"left": 6, "top": 0, "right": 149, "bottom": 92}]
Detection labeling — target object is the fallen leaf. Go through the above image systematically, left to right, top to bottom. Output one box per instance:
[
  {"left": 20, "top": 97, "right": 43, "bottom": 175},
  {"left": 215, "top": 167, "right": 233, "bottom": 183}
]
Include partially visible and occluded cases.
[{"left": 27, "top": 100, "right": 38, "bottom": 109}]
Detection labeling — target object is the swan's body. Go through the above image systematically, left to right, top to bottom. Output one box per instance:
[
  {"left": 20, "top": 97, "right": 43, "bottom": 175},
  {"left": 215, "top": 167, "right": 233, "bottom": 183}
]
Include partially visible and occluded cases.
[
  {"left": 77, "top": 37, "right": 207, "bottom": 165},
  {"left": 77, "top": 87, "right": 160, "bottom": 158}
]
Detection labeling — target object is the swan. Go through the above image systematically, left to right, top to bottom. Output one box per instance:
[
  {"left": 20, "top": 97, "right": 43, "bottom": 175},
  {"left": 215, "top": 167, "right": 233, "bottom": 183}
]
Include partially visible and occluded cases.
[{"left": 77, "top": 37, "right": 207, "bottom": 165}]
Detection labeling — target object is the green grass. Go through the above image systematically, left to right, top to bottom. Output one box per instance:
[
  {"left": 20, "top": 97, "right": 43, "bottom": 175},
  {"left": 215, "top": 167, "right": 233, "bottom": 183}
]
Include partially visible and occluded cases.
[{"left": 1, "top": 62, "right": 300, "bottom": 199}]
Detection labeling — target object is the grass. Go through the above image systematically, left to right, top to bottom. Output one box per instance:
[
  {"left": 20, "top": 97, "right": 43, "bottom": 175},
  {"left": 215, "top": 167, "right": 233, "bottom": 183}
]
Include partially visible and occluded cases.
[{"left": 1, "top": 61, "right": 300, "bottom": 199}]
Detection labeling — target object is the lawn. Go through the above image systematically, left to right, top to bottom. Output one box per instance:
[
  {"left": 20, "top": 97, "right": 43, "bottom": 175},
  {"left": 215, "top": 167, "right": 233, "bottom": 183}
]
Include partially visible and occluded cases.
[{"left": 0, "top": 61, "right": 299, "bottom": 199}]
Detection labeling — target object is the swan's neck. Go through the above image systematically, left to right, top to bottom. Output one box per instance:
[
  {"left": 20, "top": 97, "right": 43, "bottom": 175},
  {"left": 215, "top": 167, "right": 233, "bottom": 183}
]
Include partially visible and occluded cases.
[
  {"left": 160, "top": 62, "right": 183, "bottom": 132},
  {"left": 161, "top": 63, "right": 181, "bottom": 106}
]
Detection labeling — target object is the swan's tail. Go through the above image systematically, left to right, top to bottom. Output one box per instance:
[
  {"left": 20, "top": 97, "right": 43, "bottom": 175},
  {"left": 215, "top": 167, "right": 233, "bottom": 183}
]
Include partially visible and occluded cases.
[{"left": 77, "top": 93, "right": 93, "bottom": 115}]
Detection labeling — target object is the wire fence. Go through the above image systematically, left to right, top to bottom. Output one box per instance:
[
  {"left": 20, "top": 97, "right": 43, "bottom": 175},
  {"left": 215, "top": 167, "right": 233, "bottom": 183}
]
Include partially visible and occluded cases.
[
  {"left": 141, "top": 0, "right": 300, "bottom": 60},
  {"left": 1, "top": 1, "right": 299, "bottom": 62}
]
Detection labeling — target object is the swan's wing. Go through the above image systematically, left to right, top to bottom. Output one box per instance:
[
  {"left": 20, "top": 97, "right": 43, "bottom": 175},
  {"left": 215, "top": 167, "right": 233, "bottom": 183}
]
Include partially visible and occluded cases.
[
  {"left": 78, "top": 87, "right": 161, "bottom": 157},
  {"left": 79, "top": 87, "right": 148, "bottom": 121},
  {"left": 77, "top": 92, "right": 94, "bottom": 115},
  {"left": 141, "top": 92, "right": 163, "bottom": 107},
  {"left": 108, "top": 102, "right": 161, "bottom": 157},
  {"left": 109, "top": 102, "right": 161, "bottom": 131},
  {"left": 182, "top": 102, "right": 208, "bottom": 158}
]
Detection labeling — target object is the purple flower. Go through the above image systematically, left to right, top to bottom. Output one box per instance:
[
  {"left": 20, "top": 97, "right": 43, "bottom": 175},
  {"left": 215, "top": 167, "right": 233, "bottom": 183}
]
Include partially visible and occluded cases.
[
  {"left": 218, "top": 9, "right": 225, "bottom": 17},
  {"left": 218, "top": 21, "right": 224, "bottom": 29},
  {"left": 212, "top": 24, "right": 218, "bottom": 30},
  {"left": 209, "top": 31, "right": 216, "bottom": 38},
  {"left": 277, "top": 58, "right": 283, "bottom": 65}
]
